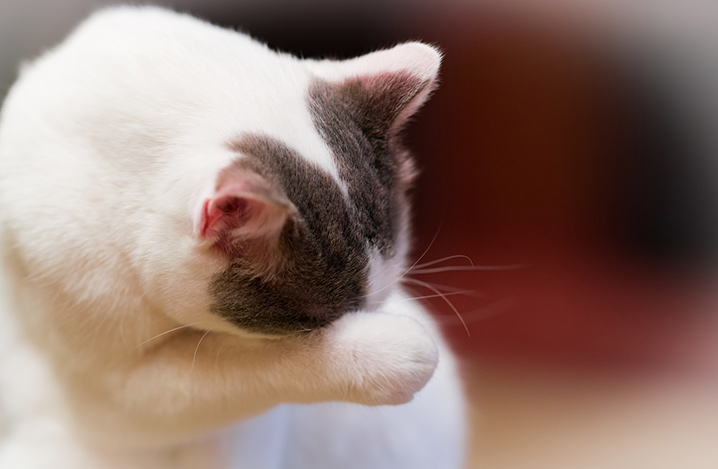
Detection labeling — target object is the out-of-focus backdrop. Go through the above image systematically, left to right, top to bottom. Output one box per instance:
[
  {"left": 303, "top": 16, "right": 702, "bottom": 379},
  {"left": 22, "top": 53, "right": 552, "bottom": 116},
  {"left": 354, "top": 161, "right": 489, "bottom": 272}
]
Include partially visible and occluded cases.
[{"left": 3, "top": 1, "right": 718, "bottom": 467}]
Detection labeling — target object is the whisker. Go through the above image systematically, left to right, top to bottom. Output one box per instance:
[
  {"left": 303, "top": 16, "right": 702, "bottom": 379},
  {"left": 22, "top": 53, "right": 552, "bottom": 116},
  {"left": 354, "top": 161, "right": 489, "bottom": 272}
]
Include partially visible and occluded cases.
[
  {"left": 360, "top": 226, "right": 441, "bottom": 299},
  {"left": 413, "top": 255, "right": 474, "bottom": 270},
  {"left": 410, "top": 264, "right": 528, "bottom": 275},
  {"left": 403, "top": 277, "right": 479, "bottom": 295},
  {"left": 407, "top": 278, "right": 470, "bottom": 338},
  {"left": 399, "top": 290, "right": 474, "bottom": 302},
  {"left": 433, "top": 298, "right": 516, "bottom": 325},
  {"left": 134, "top": 321, "right": 204, "bottom": 350},
  {"left": 295, "top": 322, "right": 315, "bottom": 333},
  {"left": 191, "top": 329, "right": 213, "bottom": 373},
  {"left": 214, "top": 345, "right": 224, "bottom": 374}
]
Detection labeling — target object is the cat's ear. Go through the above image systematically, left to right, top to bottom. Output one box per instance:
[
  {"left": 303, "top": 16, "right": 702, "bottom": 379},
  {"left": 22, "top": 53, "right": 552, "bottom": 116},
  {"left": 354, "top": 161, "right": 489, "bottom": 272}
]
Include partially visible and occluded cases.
[
  {"left": 309, "top": 42, "right": 442, "bottom": 133},
  {"left": 199, "top": 167, "right": 291, "bottom": 243}
]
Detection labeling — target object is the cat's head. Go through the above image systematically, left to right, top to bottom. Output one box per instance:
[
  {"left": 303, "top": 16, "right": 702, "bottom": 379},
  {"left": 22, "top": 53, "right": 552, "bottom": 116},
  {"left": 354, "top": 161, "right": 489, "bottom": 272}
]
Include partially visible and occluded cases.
[
  {"left": 0, "top": 7, "right": 441, "bottom": 336},
  {"left": 199, "top": 45, "right": 440, "bottom": 335}
]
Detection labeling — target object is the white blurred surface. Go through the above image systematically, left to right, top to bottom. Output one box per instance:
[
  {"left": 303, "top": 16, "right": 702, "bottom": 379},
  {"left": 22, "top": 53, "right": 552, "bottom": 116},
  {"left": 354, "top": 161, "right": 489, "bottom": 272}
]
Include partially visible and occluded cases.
[{"left": 467, "top": 362, "right": 718, "bottom": 469}]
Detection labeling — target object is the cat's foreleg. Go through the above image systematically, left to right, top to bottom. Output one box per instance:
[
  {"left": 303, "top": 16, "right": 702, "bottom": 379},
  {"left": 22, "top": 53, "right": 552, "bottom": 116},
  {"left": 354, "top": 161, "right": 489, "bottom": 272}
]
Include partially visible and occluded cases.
[{"left": 89, "top": 310, "right": 438, "bottom": 445}]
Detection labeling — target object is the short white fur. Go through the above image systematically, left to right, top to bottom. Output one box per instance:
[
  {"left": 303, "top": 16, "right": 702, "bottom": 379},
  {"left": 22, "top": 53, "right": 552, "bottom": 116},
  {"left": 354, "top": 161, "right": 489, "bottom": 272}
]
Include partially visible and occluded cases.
[{"left": 0, "top": 7, "right": 466, "bottom": 468}]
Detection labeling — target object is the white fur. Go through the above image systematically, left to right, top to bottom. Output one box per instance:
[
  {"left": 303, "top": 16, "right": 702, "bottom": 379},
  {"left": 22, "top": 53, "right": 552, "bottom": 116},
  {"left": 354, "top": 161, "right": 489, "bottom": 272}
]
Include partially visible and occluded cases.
[{"left": 0, "top": 7, "right": 466, "bottom": 468}]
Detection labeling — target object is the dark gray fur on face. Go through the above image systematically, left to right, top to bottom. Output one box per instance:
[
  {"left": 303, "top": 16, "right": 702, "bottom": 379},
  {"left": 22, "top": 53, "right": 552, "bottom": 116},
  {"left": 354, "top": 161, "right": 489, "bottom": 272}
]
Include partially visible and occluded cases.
[{"left": 209, "top": 74, "right": 428, "bottom": 335}]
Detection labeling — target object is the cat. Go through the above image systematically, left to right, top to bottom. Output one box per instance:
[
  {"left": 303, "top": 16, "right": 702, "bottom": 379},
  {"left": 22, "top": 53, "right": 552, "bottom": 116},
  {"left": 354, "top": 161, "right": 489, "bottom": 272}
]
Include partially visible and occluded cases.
[{"left": 0, "top": 6, "right": 466, "bottom": 468}]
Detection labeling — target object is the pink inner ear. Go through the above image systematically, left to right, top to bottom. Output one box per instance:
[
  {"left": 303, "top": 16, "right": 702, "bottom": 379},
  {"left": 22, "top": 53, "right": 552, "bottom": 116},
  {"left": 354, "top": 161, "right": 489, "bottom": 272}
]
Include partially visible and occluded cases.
[
  {"left": 199, "top": 178, "right": 290, "bottom": 243},
  {"left": 200, "top": 194, "right": 254, "bottom": 239}
]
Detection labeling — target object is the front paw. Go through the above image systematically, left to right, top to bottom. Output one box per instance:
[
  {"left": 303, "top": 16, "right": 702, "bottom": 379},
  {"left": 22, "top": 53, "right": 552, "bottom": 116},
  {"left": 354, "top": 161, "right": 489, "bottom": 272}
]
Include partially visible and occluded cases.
[{"left": 327, "top": 313, "right": 439, "bottom": 406}]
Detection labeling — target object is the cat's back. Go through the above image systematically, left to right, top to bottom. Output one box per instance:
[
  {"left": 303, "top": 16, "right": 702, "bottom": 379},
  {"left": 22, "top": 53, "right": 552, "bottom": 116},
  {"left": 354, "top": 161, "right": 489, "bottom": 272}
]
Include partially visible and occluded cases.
[
  {"left": 2, "top": 6, "right": 307, "bottom": 140},
  {"left": 32, "top": 6, "right": 279, "bottom": 73}
]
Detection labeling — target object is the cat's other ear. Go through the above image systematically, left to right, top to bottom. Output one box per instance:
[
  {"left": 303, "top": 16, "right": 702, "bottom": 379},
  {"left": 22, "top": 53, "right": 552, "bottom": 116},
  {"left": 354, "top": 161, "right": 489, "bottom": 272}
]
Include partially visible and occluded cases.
[
  {"left": 308, "top": 42, "right": 442, "bottom": 134},
  {"left": 199, "top": 166, "right": 291, "bottom": 245}
]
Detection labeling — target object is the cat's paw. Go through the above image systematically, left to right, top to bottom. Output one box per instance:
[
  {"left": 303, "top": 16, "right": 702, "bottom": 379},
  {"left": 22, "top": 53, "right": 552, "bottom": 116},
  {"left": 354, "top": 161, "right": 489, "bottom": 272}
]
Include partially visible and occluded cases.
[{"left": 327, "top": 312, "right": 439, "bottom": 406}]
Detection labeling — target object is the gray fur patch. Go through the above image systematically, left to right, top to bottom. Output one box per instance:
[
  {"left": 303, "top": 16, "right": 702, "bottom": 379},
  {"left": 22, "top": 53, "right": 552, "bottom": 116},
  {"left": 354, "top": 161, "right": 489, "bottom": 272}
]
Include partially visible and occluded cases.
[
  {"left": 308, "top": 74, "right": 427, "bottom": 257},
  {"left": 210, "top": 135, "right": 369, "bottom": 334}
]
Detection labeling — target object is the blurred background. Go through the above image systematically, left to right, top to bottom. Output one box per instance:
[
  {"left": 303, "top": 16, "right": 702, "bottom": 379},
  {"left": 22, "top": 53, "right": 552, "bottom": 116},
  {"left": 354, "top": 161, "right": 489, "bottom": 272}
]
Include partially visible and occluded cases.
[{"left": 2, "top": 0, "right": 718, "bottom": 467}]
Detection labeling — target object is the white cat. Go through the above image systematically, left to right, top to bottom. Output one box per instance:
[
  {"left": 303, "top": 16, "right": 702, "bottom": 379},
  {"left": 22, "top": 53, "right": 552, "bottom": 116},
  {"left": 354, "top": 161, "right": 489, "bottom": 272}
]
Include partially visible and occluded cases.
[{"left": 0, "top": 7, "right": 466, "bottom": 468}]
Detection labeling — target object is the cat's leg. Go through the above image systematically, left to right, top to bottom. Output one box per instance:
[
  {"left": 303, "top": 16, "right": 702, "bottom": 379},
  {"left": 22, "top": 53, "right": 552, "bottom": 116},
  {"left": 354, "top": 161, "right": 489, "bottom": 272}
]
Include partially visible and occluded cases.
[{"left": 69, "top": 309, "right": 439, "bottom": 446}]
